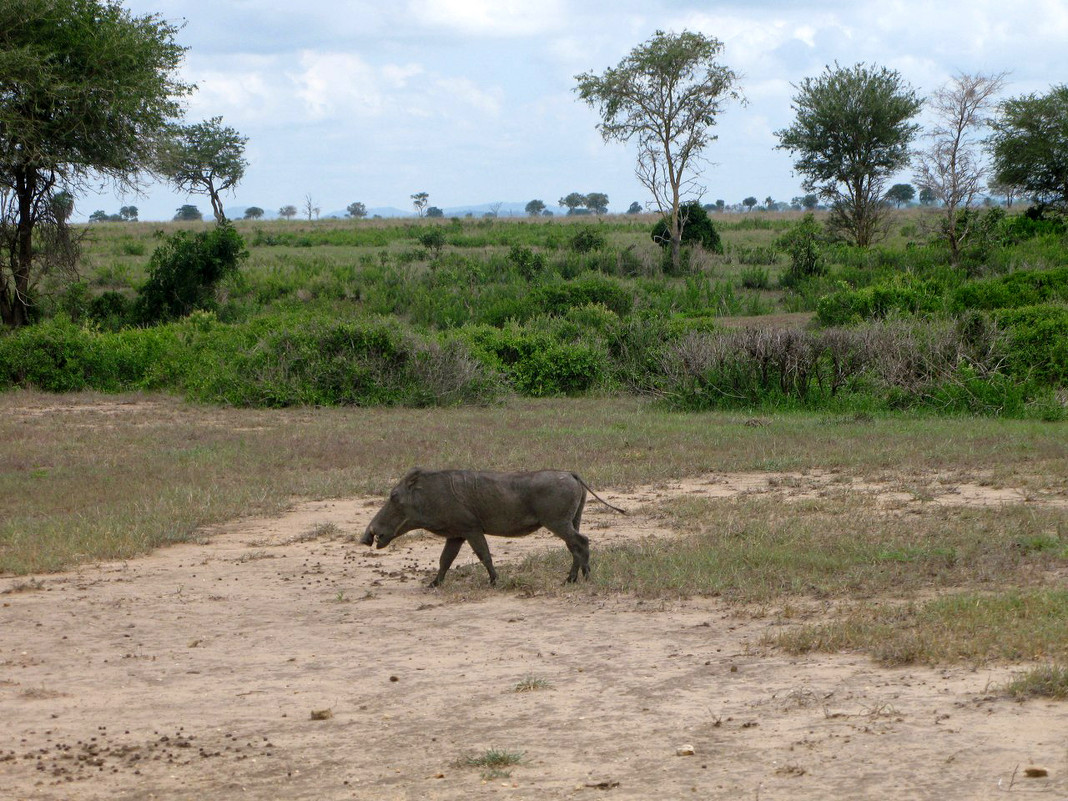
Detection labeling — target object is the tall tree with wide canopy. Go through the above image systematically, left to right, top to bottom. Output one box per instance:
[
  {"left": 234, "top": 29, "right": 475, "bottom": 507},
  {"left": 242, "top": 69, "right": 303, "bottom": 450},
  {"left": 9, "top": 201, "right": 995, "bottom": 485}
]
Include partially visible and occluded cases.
[
  {"left": 0, "top": 0, "right": 191, "bottom": 326},
  {"left": 575, "top": 30, "right": 742, "bottom": 271},
  {"left": 776, "top": 63, "right": 922, "bottom": 247},
  {"left": 990, "top": 84, "right": 1068, "bottom": 211},
  {"left": 158, "top": 116, "right": 248, "bottom": 224}
]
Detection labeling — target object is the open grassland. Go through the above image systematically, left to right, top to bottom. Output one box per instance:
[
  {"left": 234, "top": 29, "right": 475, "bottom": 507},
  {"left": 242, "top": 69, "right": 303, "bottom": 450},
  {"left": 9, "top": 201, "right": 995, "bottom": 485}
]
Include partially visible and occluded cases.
[
  {"left": 3, "top": 390, "right": 1064, "bottom": 576},
  {"left": 2, "top": 391, "right": 1065, "bottom": 674}
]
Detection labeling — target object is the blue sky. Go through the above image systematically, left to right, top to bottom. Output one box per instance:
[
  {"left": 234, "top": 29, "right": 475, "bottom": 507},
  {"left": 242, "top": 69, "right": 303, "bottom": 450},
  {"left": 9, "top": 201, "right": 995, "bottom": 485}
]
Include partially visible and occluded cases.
[{"left": 77, "top": 0, "right": 1068, "bottom": 221}]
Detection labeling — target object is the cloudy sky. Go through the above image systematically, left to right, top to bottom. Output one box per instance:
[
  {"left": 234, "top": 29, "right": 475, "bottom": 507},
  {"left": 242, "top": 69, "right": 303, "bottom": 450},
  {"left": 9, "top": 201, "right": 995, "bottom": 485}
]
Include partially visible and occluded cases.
[{"left": 78, "top": 0, "right": 1068, "bottom": 221}]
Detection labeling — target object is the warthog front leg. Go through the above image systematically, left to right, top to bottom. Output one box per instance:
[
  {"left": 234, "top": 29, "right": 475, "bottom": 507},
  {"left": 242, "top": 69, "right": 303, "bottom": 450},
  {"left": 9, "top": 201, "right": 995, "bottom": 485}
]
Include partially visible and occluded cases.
[{"left": 431, "top": 537, "right": 465, "bottom": 587}]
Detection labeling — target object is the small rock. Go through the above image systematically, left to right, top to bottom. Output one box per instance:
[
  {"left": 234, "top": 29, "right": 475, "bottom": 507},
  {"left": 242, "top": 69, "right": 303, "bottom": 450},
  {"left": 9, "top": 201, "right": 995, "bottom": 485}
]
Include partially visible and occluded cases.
[
  {"left": 310, "top": 709, "right": 333, "bottom": 721},
  {"left": 676, "top": 745, "right": 695, "bottom": 757},
  {"left": 1024, "top": 767, "right": 1049, "bottom": 778}
]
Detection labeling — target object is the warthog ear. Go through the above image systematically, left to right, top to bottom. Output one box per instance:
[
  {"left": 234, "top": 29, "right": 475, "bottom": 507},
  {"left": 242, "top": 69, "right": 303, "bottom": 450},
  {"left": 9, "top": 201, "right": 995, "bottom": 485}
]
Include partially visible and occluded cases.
[{"left": 403, "top": 467, "right": 422, "bottom": 490}]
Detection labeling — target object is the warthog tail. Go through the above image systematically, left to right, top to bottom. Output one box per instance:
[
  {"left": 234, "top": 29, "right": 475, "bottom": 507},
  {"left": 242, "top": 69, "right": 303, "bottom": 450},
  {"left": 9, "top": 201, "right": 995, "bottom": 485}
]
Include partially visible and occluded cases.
[{"left": 571, "top": 473, "right": 628, "bottom": 515}]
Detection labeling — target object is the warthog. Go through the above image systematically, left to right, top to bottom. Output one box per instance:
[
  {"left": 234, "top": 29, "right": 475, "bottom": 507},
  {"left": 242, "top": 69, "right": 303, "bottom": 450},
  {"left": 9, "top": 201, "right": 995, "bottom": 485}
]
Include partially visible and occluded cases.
[{"left": 360, "top": 468, "right": 626, "bottom": 586}]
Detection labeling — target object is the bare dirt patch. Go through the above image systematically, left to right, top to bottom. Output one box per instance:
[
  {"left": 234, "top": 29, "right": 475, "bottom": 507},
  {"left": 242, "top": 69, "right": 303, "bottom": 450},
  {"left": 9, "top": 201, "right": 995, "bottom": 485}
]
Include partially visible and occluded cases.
[{"left": 2, "top": 474, "right": 1066, "bottom": 800}]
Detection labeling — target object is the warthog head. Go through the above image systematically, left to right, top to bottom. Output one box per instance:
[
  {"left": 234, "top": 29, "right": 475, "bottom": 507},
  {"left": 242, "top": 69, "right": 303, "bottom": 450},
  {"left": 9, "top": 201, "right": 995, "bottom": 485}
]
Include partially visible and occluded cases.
[{"left": 360, "top": 481, "right": 414, "bottom": 548}]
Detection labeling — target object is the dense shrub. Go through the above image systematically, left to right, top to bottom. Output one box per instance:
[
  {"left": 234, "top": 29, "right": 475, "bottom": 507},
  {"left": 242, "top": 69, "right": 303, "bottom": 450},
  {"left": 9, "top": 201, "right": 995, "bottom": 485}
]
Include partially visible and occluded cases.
[
  {"left": 651, "top": 201, "right": 723, "bottom": 253},
  {"left": 777, "top": 214, "right": 827, "bottom": 287},
  {"left": 135, "top": 223, "right": 248, "bottom": 324},
  {"left": 568, "top": 226, "right": 608, "bottom": 253},
  {"left": 949, "top": 267, "right": 1068, "bottom": 312},
  {"left": 531, "top": 275, "right": 633, "bottom": 317},
  {"left": 816, "top": 278, "right": 947, "bottom": 326},
  {"left": 994, "top": 305, "right": 1068, "bottom": 385},
  {"left": 0, "top": 313, "right": 503, "bottom": 407},
  {"left": 0, "top": 316, "right": 179, "bottom": 392},
  {"left": 656, "top": 317, "right": 1042, "bottom": 415},
  {"left": 462, "top": 324, "right": 606, "bottom": 396}
]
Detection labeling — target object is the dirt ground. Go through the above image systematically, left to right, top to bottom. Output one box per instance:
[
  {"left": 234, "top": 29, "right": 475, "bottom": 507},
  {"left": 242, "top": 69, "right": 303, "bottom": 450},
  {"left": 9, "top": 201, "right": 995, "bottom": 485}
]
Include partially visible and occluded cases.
[{"left": 3, "top": 471, "right": 1067, "bottom": 801}]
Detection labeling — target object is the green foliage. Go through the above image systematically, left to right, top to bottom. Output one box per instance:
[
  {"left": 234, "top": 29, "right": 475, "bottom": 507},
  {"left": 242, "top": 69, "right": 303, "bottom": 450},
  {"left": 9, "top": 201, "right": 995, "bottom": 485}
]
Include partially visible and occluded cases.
[
  {"left": 0, "top": 0, "right": 191, "bottom": 326},
  {"left": 775, "top": 63, "right": 922, "bottom": 246},
  {"left": 991, "top": 85, "right": 1068, "bottom": 208},
  {"left": 651, "top": 201, "right": 722, "bottom": 253},
  {"left": 776, "top": 213, "right": 827, "bottom": 286},
  {"left": 135, "top": 223, "right": 248, "bottom": 324},
  {"left": 568, "top": 226, "right": 607, "bottom": 253},
  {"left": 417, "top": 227, "right": 447, "bottom": 257},
  {"left": 508, "top": 245, "right": 547, "bottom": 281},
  {"left": 949, "top": 266, "right": 1068, "bottom": 312},
  {"left": 531, "top": 275, "right": 633, "bottom": 317},
  {"left": 815, "top": 278, "right": 946, "bottom": 326},
  {"left": 995, "top": 305, "right": 1068, "bottom": 385},
  {"left": 0, "top": 315, "right": 178, "bottom": 393},
  {"left": 463, "top": 324, "right": 605, "bottom": 396}
]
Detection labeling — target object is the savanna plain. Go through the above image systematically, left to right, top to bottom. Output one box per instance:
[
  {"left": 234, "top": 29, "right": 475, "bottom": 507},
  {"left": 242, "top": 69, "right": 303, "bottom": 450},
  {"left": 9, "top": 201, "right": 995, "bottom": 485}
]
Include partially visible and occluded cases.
[{"left": 2, "top": 390, "right": 1066, "bottom": 800}]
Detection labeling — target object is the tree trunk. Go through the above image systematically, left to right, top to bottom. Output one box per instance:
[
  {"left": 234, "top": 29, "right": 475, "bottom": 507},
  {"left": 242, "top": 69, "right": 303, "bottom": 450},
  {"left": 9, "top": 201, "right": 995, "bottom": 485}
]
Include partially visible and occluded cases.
[{"left": 2, "top": 166, "right": 36, "bottom": 326}]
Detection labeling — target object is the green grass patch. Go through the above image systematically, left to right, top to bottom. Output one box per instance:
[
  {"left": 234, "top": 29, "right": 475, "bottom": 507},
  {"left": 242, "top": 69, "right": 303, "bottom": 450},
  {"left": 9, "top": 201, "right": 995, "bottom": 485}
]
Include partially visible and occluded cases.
[
  {"left": 446, "top": 491, "right": 1068, "bottom": 606},
  {"left": 773, "top": 590, "right": 1068, "bottom": 666},
  {"left": 1004, "top": 664, "right": 1068, "bottom": 700}
]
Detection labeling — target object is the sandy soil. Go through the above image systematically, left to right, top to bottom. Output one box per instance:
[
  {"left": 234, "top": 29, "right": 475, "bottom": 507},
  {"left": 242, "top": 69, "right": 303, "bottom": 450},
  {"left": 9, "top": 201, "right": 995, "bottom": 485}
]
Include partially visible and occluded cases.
[{"left": 2, "top": 472, "right": 1066, "bottom": 800}]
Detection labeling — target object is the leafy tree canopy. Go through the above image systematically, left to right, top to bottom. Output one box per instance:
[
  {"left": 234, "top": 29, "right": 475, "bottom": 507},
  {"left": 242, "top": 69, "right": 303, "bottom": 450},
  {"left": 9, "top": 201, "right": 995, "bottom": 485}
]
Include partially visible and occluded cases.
[
  {"left": 0, "top": 0, "right": 191, "bottom": 325},
  {"left": 575, "top": 29, "right": 741, "bottom": 271},
  {"left": 776, "top": 63, "right": 921, "bottom": 246},
  {"left": 991, "top": 85, "right": 1068, "bottom": 210},
  {"left": 157, "top": 116, "right": 248, "bottom": 223},
  {"left": 886, "top": 183, "right": 916, "bottom": 207}
]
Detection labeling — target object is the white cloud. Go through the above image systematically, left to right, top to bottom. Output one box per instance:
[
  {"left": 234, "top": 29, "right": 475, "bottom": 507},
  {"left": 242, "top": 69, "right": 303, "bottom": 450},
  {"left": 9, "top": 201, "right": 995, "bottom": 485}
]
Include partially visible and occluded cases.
[{"left": 407, "top": 0, "right": 567, "bottom": 36}]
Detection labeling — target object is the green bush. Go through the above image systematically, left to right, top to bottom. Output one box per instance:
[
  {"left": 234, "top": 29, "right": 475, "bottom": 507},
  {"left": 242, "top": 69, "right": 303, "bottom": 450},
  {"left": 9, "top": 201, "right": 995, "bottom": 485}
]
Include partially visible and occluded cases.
[
  {"left": 651, "top": 201, "right": 723, "bottom": 253},
  {"left": 777, "top": 214, "right": 827, "bottom": 287},
  {"left": 135, "top": 223, "right": 248, "bottom": 324},
  {"left": 568, "top": 226, "right": 607, "bottom": 253},
  {"left": 507, "top": 245, "right": 547, "bottom": 281},
  {"left": 949, "top": 267, "right": 1068, "bottom": 313},
  {"left": 531, "top": 275, "right": 633, "bottom": 317},
  {"left": 816, "top": 279, "right": 947, "bottom": 326},
  {"left": 995, "top": 304, "right": 1068, "bottom": 385},
  {"left": 0, "top": 316, "right": 178, "bottom": 392},
  {"left": 462, "top": 324, "right": 606, "bottom": 396}
]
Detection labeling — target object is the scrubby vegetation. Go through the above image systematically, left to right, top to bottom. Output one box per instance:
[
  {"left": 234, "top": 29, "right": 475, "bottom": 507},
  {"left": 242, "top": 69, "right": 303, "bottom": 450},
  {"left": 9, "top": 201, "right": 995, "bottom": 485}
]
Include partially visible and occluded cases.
[{"left": 1, "top": 208, "right": 1066, "bottom": 418}]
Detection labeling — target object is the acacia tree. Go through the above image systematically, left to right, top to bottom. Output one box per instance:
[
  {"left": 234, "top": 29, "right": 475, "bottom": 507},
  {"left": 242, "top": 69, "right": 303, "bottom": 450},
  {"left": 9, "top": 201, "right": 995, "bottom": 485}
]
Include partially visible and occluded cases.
[
  {"left": 0, "top": 0, "right": 190, "bottom": 326},
  {"left": 575, "top": 30, "right": 742, "bottom": 271},
  {"left": 776, "top": 63, "right": 922, "bottom": 247},
  {"left": 914, "top": 72, "right": 1005, "bottom": 263},
  {"left": 990, "top": 84, "right": 1068, "bottom": 210},
  {"left": 157, "top": 116, "right": 248, "bottom": 224},
  {"left": 885, "top": 183, "right": 916, "bottom": 207},
  {"left": 411, "top": 192, "right": 429, "bottom": 217},
  {"left": 558, "top": 192, "right": 587, "bottom": 214},
  {"left": 585, "top": 192, "right": 609, "bottom": 214},
  {"left": 524, "top": 199, "right": 546, "bottom": 217},
  {"left": 346, "top": 201, "right": 367, "bottom": 218},
  {"left": 278, "top": 204, "right": 297, "bottom": 220}
]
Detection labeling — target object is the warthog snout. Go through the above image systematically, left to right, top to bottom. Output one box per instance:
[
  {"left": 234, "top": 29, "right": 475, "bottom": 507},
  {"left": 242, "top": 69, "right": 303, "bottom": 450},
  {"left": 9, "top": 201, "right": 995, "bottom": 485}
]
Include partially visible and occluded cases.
[{"left": 359, "top": 527, "right": 375, "bottom": 546}]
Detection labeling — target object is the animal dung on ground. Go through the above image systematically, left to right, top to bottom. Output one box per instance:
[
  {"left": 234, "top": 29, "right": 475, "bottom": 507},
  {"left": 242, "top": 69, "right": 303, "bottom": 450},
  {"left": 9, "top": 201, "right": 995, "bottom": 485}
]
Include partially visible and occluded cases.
[{"left": 310, "top": 709, "right": 333, "bottom": 721}]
